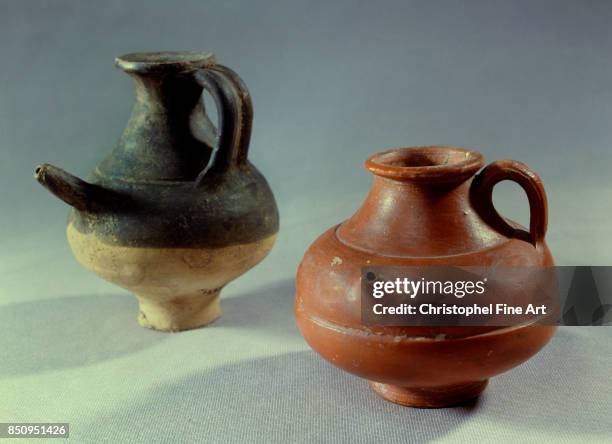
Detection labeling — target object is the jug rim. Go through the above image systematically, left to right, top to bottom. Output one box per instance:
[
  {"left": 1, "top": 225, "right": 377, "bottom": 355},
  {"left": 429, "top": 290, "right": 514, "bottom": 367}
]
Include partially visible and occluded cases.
[
  {"left": 115, "top": 51, "right": 215, "bottom": 74},
  {"left": 365, "top": 146, "right": 485, "bottom": 184}
]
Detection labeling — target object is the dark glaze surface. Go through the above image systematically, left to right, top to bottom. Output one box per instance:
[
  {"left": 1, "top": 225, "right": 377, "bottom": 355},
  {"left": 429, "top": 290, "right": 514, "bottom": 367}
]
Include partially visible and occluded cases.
[
  {"left": 37, "top": 53, "right": 279, "bottom": 248},
  {"left": 68, "top": 163, "right": 278, "bottom": 248}
]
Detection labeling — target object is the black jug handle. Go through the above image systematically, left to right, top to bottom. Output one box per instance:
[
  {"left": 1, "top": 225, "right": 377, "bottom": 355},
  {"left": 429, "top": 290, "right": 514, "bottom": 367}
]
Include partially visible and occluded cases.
[
  {"left": 192, "top": 65, "right": 253, "bottom": 184},
  {"left": 470, "top": 159, "right": 548, "bottom": 247}
]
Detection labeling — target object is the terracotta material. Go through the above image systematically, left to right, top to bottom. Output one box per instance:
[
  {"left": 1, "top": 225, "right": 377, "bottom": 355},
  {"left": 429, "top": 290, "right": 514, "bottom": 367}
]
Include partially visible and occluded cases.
[
  {"left": 35, "top": 52, "right": 278, "bottom": 331},
  {"left": 295, "top": 146, "right": 556, "bottom": 408}
]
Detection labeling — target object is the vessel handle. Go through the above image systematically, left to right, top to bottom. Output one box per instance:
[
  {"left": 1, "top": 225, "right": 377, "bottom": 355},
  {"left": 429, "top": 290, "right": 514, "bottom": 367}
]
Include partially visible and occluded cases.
[
  {"left": 192, "top": 64, "right": 252, "bottom": 183},
  {"left": 470, "top": 160, "right": 548, "bottom": 247}
]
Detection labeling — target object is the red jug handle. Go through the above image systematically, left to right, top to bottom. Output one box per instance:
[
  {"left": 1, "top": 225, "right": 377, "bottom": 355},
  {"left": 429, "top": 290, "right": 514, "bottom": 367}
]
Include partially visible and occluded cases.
[{"left": 470, "top": 160, "right": 548, "bottom": 247}]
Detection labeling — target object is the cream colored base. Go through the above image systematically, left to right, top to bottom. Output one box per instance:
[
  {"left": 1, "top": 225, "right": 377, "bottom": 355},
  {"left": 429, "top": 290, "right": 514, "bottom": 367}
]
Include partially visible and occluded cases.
[
  {"left": 67, "top": 223, "right": 277, "bottom": 331},
  {"left": 137, "top": 290, "right": 221, "bottom": 332}
]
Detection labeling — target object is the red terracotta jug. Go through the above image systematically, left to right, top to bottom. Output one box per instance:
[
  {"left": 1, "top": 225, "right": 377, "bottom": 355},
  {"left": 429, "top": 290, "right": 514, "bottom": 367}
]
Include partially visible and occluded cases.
[{"left": 295, "top": 146, "right": 556, "bottom": 408}]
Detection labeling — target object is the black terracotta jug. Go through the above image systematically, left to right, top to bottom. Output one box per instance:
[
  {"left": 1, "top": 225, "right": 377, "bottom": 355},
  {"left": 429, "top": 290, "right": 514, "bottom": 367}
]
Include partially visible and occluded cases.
[{"left": 35, "top": 52, "right": 279, "bottom": 331}]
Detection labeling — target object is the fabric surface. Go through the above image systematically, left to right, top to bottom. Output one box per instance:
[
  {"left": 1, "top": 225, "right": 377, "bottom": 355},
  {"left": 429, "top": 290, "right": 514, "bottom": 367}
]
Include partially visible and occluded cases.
[{"left": 1, "top": 200, "right": 611, "bottom": 444}]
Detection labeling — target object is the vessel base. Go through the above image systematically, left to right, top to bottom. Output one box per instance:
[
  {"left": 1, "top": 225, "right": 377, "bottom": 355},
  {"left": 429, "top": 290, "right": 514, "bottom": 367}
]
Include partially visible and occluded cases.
[
  {"left": 136, "top": 290, "right": 221, "bottom": 332},
  {"left": 369, "top": 380, "right": 488, "bottom": 408}
]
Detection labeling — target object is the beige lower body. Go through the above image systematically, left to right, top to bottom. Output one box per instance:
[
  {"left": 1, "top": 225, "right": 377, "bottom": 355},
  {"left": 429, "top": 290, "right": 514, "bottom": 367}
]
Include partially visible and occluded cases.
[{"left": 67, "top": 223, "right": 276, "bottom": 332}]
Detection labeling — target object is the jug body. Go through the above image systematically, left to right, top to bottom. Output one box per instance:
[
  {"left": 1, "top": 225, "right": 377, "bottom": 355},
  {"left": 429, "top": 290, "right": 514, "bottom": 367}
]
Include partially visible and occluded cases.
[{"left": 295, "top": 146, "right": 555, "bottom": 407}]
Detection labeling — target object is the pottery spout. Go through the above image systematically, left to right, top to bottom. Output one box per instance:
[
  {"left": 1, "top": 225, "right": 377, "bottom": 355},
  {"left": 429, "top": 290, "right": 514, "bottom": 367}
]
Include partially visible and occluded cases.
[{"left": 34, "top": 164, "right": 122, "bottom": 212}]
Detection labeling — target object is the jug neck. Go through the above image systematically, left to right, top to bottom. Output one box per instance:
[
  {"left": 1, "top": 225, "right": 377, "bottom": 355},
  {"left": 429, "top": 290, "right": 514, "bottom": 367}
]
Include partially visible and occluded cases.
[
  {"left": 96, "top": 52, "right": 216, "bottom": 182},
  {"left": 132, "top": 74, "right": 203, "bottom": 117},
  {"left": 337, "top": 146, "right": 506, "bottom": 257}
]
